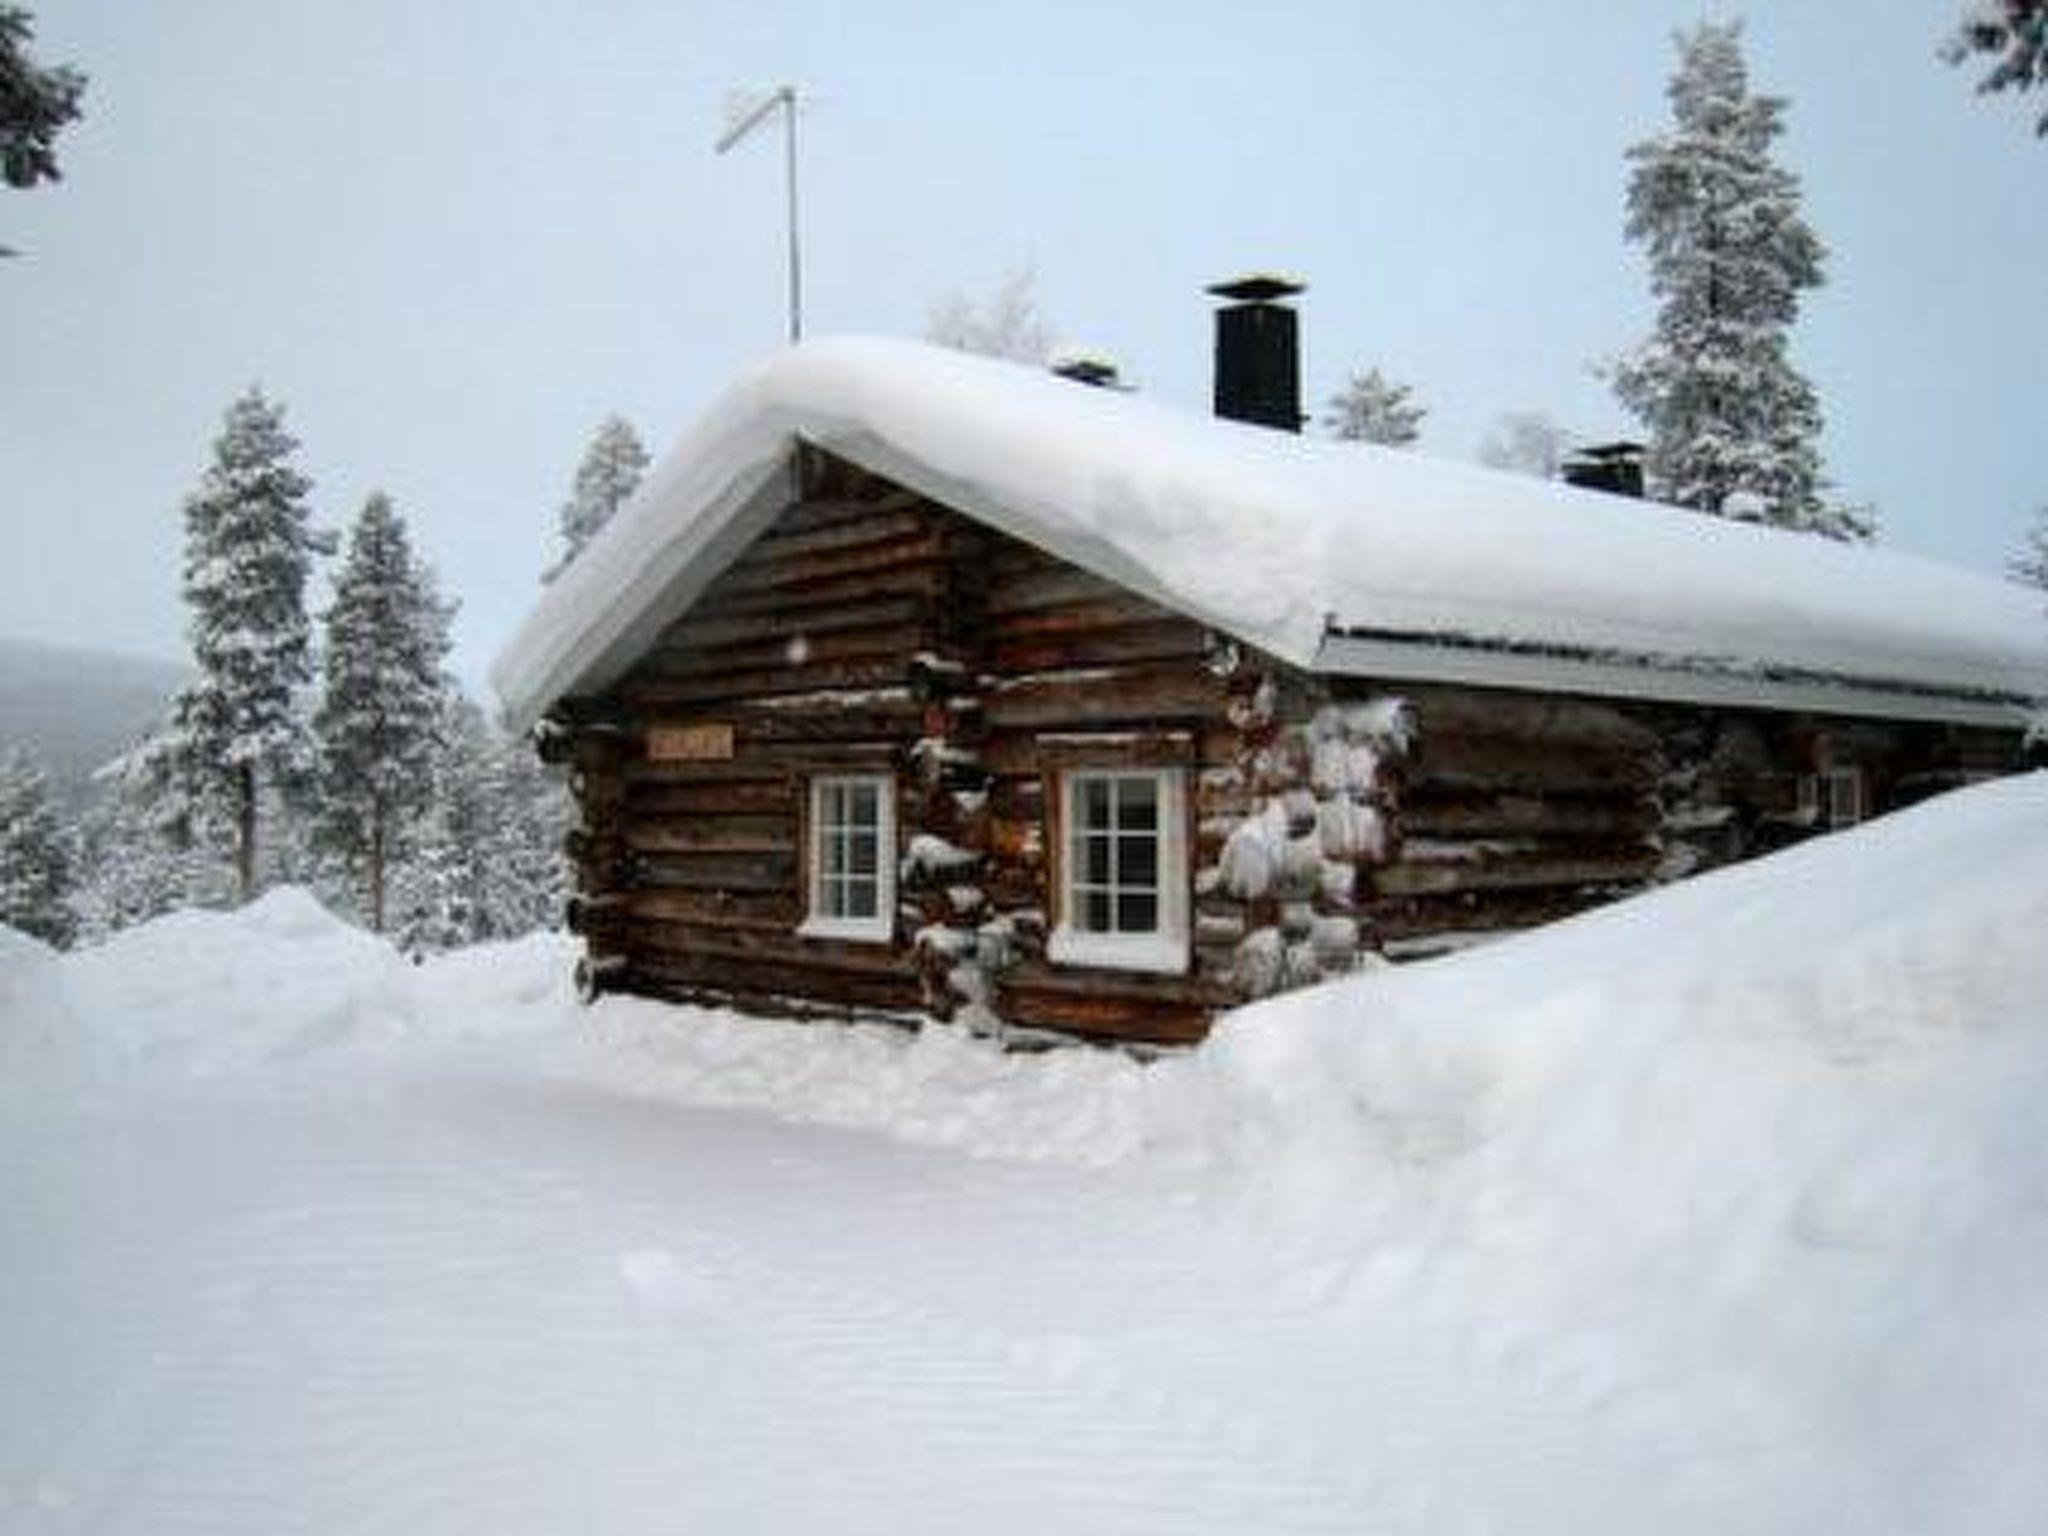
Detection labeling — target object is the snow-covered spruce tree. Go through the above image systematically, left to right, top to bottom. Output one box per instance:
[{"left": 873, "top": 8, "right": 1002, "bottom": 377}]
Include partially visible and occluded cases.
[
  {"left": 1944, "top": 2, "right": 2047, "bottom": 134},
  {"left": 1, "top": 5, "right": 85, "bottom": 191},
  {"left": 1613, "top": 23, "right": 1868, "bottom": 542},
  {"left": 925, "top": 266, "right": 1057, "bottom": 364},
  {"left": 1323, "top": 368, "right": 1426, "bottom": 447},
  {"left": 155, "top": 387, "right": 328, "bottom": 902},
  {"left": 546, "top": 415, "right": 649, "bottom": 580},
  {"left": 313, "top": 492, "right": 454, "bottom": 934},
  {"left": 2013, "top": 507, "right": 2048, "bottom": 590},
  {"left": 389, "top": 697, "right": 568, "bottom": 953},
  {"left": 0, "top": 748, "right": 77, "bottom": 946},
  {"left": 73, "top": 756, "right": 233, "bottom": 939}
]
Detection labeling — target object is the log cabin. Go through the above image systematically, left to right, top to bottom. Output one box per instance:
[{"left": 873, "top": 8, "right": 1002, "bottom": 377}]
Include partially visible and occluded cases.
[{"left": 494, "top": 282, "right": 2048, "bottom": 1048}]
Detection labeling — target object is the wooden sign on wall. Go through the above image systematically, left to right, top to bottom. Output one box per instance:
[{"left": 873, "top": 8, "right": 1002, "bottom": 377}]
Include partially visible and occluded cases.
[{"left": 647, "top": 722, "right": 735, "bottom": 762}]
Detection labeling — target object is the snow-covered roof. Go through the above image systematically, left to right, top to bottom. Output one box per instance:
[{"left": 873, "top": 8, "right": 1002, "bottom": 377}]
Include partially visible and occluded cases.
[{"left": 493, "top": 337, "right": 2048, "bottom": 731}]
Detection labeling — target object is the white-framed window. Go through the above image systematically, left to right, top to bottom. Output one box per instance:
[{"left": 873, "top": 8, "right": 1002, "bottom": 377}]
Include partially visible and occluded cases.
[
  {"left": 1797, "top": 766, "right": 1866, "bottom": 829},
  {"left": 1048, "top": 768, "right": 1189, "bottom": 975},
  {"left": 800, "top": 774, "right": 896, "bottom": 943}
]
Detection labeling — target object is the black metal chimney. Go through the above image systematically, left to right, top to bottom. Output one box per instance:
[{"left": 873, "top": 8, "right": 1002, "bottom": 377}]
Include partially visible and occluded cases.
[
  {"left": 1209, "top": 274, "right": 1304, "bottom": 432},
  {"left": 1562, "top": 441, "right": 1646, "bottom": 498}
]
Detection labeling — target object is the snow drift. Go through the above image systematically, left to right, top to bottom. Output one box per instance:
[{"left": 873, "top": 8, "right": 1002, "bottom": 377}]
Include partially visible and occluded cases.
[{"left": 2, "top": 775, "right": 2045, "bottom": 1532}]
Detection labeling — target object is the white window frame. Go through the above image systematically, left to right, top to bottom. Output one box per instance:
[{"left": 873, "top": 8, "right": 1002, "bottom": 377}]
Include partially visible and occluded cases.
[
  {"left": 1798, "top": 766, "right": 1866, "bottom": 830},
  {"left": 1048, "top": 767, "right": 1189, "bottom": 975},
  {"left": 799, "top": 774, "right": 897, "bottom": 943}
]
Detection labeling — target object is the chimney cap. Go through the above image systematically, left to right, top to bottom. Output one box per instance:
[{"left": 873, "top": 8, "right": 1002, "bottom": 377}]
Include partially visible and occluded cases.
[
  {"left": 1207, "top": 273, "right": 1305, "bottom": 304},
  {"left": 1048, "top": 345, "right": 1128, "bottom": 390}
]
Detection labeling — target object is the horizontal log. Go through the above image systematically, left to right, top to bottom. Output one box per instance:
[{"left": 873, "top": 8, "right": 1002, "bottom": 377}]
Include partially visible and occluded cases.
[
  {"left": 767, "top": 491, "right": 924, "bottom": 541},
  {"left": 756, "top": 506, "right": 930, "bottom": 562},
  {"left": 713, "top": 529, "right": 948, "bottom": 598},
  {"left": 688, "top": 562, "right": 949, "bottom": 620},
  {"left": 985, "top": 564, "right": 1125, "bottom": 617},
  {"left": 988, "top": 593, "right": 1178, "bottom": 640},
  {"left": 660, "top": 594, "right": 927, "bottom": 653},
  {"left": 641, "top": 619, "right": 929, "bottom": 680},
  {"left": 988, "top": 619, "right": 1210, "bottom": 676},
  {"left": 620, "top": 656, "right": 912, "bottom": 709},
  {"left": 983, "top": 664, "right": 1225, "bottom": 730},
  {"left": 1383, "top": 682, "right": 1661, "bottom": 751},
  {"left": 980, "top": 728, "right": 1198, "bottom": 775},
  {"left": 1410, "top": 732, "right": 1659, "bottom": 796},
  {"left": 618, "top": 742, "right": 899, "bottom": 782},
  {"left": 625, "top": 778, "right": 795, "bottom": 817},
  {"left": 1399, "top": 793, "right": 1660, "bottom": 840},
  {"left": 622, "top": 815, "right": 793, "bottom": 855},
  {"left": 1370, "top": 845, "right": 1660, "bottom": 898},
  {"left": 629, "top": 847, "right": 797, "bottom": 893},
  {"left": 1367, "top": 885, "right": 1614, "bottom": 944},
  {"left": 623, "top": 887, "right": 801, "bottom": 931},
  {"left": 617, "top": 919, "right": 909, "bottom": 979},
  {"left": 619, "top": 952, "right": 923, "bottom": 1015},
  {"left": 995, "top": 968, "right": 1221, "bottom": 1046},
  {"left": 611, "top": 976, "right": 924, "bottom": 1030}
]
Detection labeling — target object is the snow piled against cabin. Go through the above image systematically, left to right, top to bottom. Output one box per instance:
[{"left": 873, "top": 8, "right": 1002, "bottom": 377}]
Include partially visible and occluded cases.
[
  {"left": 494, "top": 337, "right": 2048, "bottom": 727},
  {"left": 5, "top": 775, "right": 2048, "bottom": 1533}
]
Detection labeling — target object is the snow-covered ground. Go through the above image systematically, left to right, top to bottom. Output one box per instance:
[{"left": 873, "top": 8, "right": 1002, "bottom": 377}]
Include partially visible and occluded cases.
[{"left": 4, "top": 775, "right": 2046, "bottom": 1534}]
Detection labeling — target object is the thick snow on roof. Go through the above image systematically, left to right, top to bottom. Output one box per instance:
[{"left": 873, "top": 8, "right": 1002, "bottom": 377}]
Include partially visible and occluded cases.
[{"left": 493, "top": 337, "right": 2048, "bottom": 728}]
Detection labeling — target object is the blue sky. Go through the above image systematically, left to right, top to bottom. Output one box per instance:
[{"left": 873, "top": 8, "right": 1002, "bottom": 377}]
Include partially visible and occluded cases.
[{"left": 3, "top": 1, "right": 2044, "bottom": 692}]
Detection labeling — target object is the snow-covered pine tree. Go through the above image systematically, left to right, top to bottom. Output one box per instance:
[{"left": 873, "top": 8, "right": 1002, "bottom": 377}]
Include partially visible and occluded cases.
[
  {"left": 1944, "top": 2, "right": 2047, "bottom": 134},
  {"left": 0, "top": 5, "right": 85, "bottom": 191},
  {"left": 1613, "top": 24, "right": 1867, "bottom": 542},
  {"left": 924, "top": 267, "right": 1057, "bottom": 364},
  {"left": 1323, "top": 369, "right": 1426, "bottom": 447},
  {"left": 154, "top": 387, "right": 329, "bottom": 902},
  {"left": 1476, "top": 410, "right": 1567, "bottom": 479},
  {"left": 546, "top": 416, "right": 649, "bottom": 580},
  {"left": 313, "top": 492, "right": 454, "bottom": 934},
  {"left": 2013, "top": 507, "right": 2048, "bottom": 591},
  {"left": 389, "top": 698, "right": 568, "bottom": 953},
  {"left": 0, "top": 748, "right": 77, "bottom": 946},
  {"left": 73, "top": 755, "right": 233, "bottom": 940}
]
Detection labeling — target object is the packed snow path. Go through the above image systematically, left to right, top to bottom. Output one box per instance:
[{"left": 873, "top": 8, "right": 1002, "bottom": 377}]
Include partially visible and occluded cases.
[
  {"left": 4, "top": 773, "right": 2046, "bottom": 1533},
  {"left": 7, "top": 1040, "right": 1667, "bottom": 1534}
]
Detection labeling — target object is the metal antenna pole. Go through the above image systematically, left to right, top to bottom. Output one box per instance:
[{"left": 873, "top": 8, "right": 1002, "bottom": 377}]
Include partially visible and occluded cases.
[
  {"left": 717, "top": 84, "right": 803, "bottom": 346},
  {"left": 783, "top": 87, "right": 801, "bottom": 343}
]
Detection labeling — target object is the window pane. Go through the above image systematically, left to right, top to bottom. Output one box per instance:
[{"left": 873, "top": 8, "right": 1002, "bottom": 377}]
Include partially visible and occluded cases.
[
  {"left": 1117, "top": 776, "right": 1158, "bottom": 832},
  {"left": 1077, "top": 777, "right": 1112, "bottom": 833},
  {"left": 821, "top": 782, "right": 846, "bottom": 829},
  {"left": 849, "top": 783, "right": 878, "bottom": 824},
  {"left": 848, "top": 829, "right": 877, "bottom": 876},
  {"left": 1078, "top": 832, "right": 1113, "bottom": 886},
  {"left": 1119, "top": 833, "right": 1157, "bottom": 888},
  {"left": 845, "top": 877, "right": 877, "bottom": 919},
  {"left": 1081, "top": 889, "right": 1112, "bottom": 932},
  {"left": 1116, "top": 891, "right": 1158, "bottom": 933}
]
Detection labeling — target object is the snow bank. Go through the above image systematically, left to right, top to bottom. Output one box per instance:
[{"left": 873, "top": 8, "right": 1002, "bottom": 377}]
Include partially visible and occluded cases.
[
  {"left": 1147, "top": 772, "right": 2048, "bottom": 1527},
  {"left": 5, "top": 889, "right": 580, "bottom": 1085}
]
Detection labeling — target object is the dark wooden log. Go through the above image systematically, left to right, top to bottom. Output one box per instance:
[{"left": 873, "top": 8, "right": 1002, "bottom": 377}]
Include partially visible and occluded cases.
[
  {"left": 620, "top": 656, "right": 912, "bottom": 709},
  {"left": 983, "top": 664, "right": 1225, "bottom": 730},
  {"left": 1409, "top": 732, "right": 1659, "bottom": 796},
  {"left": 1400, "top": 793, "right": 1660, "bottom": 840},
  {"left": 622, "top": 815, "right": 793, "bottom": 854},
  {"left": 1371, "top": 843, "right": 1660, "bottom": 898}
]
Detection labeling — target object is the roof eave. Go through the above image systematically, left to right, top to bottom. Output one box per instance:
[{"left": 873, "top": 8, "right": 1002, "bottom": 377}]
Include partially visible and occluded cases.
[{"left": 1314, "top": 630, "right": 2043, "bottom": 730}]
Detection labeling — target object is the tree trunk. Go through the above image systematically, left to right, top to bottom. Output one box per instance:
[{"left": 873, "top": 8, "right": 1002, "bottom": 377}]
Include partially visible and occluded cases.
[
  {"left": 235, "top": 762, "right": 257, "bottom": 904},
  {"left": 368, "top": 808, "right": 387, "bottom": 934}
]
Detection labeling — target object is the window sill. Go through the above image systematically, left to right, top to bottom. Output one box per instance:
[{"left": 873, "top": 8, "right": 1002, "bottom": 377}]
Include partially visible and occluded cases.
[
  {"left": 798, "top": 916, "right": 894, "bottom": 945},
  {"left": 1047, "top": 926, "right": 1188, "bottom": 975}
]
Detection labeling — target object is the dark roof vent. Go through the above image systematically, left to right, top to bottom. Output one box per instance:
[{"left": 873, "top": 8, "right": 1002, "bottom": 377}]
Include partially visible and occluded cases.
[
  {"left": 1209, "top": 273, "right": 1305, "bottom": 433},
  {"left": 1049, "top": 346, "right": 1127, "bottom": 390},
  {"left": 1562, "top": 441, "right": 1646, "bottom": 499}
]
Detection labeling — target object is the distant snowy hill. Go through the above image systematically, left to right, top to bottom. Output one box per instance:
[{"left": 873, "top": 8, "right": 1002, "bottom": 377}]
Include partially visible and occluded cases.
[
  {"left": 0, "top": 636, "right": 186, "bottom": 805},
  {"left": 1, "top": 774, "right": 2043, "bottom": 1533}
]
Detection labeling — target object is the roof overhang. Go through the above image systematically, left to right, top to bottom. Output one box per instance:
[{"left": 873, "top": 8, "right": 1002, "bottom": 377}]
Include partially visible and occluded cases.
[{"left": 1316, "top": 629, "right": 2041, "bottom": 729}]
